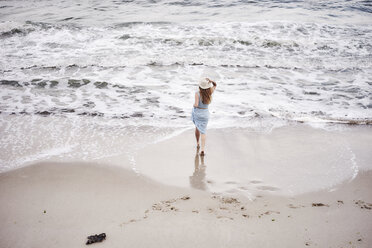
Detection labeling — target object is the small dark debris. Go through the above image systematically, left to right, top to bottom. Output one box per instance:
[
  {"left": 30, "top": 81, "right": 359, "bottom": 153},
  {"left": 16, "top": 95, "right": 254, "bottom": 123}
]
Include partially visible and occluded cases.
[
  {"left": 119, "top": 34, "right": 131, "bottom": 40},
  {"left": 68, "top": 79, "right": 90, "bottom": 88},
  {"left": 68, "top": 79, "right": 82, "bottom": 88},
  {"left": 0, "top": 80, "right": 22, "bottom": 87},
  {"left": 33, "top": 80, "right": 47, "bottom": 88},
  {"left": 50, "top": 80, "right": 59, "bottom": 87},
  {"left": 94, "top": 81, "right": 108, "bottom": 89},
  {"left": 303, "top": 91, "right": 320, "bottom": 95},
  {"left": 146, "top": 97, "right": 160, "bottom": 104},
  {"left": 83, "top": 101, "right": 96, "bottom": 108},
  {"left": 168, "top": 106, "right": 183, "bottom": 113},
  {"left": 61, "top": 108, "right": 75, "bottom": 113},
  {"left": 37, "top": 111, "right": 52, "bottom": 116},
  {"left": 78, "top": 112, "right": 104, "bottom": 117},
  {"left": 131, "top": 112, "right": 143, "bottom": 117},
  {"left": 337, "top": 200, "right": 344, "bottom": 204},
  {"left": 312, "top": 203, "right": 329, "bottom": 207},
  {"left": 43, "top": 210, "right": 46, "bottom": 213},
  {"left": 86, "top": 233, "right": 106, "bottom": 245}
]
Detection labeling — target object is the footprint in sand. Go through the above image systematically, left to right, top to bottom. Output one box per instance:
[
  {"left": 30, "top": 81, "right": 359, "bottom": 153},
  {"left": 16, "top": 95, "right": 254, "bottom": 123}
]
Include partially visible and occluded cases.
[
  {"left": 250, "top": 180, "right": 262, "bottom": 184},
  {"left": 225, "top": 181, "right": 237, "bottom": 185},
  {"left": 256, "top": 185, "right": 279, "bottom": 192},
  {"left": 121, "top": 195, "right": 193, "bottom": 227},
  {"left": 151, "top": 195, "right": 191, "bottom": 212},
  {"left": 209, "top": 196, "right": 252, "bottom": 220},
  {"left": 220, "top": 197, "right": 240, "bottom": 204},
  {"left": 354, "top": 200, "right": 372, "bottom": 210},
  {"left": 288, "top": 203, "right": 305, "bottom": 209},
  {"left": 258, "top": 210, "right": 280, "bottom": 218},
  {"left": 217, "top": 216, "right": 234, "bottom": 220}
]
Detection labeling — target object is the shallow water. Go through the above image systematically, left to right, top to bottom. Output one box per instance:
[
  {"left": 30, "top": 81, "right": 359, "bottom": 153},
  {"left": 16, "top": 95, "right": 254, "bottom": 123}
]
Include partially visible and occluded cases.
[
  {"left": 1, "top": 115, "right": 371, "bottom": 197},
  {"left": 133, "top": 125, "right": 372, "bottom": 197}
]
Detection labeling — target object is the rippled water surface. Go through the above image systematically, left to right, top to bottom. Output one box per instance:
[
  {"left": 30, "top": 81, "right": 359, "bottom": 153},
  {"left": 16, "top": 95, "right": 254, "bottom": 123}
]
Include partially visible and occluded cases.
[{"left": 1, "top": 0, "right": 371, "bottom": 127}]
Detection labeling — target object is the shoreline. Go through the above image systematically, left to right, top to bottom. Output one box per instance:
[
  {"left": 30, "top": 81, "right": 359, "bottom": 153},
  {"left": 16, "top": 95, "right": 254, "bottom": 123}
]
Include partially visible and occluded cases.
[
  {"left": 1, "top": 115, "right": 371, "bottom": 196},
  {"left": 0, "top": 161, "right": 371, "bottom": 247}
]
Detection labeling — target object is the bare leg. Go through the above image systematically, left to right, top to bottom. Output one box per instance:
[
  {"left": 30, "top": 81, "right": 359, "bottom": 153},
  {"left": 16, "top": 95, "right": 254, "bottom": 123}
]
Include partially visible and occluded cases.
[
  {"left": 195, "top": 127, "right": 200, "bottom": 147},
  {"left": 200, "top": 133, "right": 206, "bottom": 154}
]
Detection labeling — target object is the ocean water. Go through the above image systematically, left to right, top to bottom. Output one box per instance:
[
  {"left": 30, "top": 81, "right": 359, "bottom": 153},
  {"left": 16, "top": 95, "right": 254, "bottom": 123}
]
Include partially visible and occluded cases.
[
  {"left": 1, "top": 0, "right": 371, "bottom": 127},
  {"left": 0, "top": 1, "right": 371, "bottom": 182}
]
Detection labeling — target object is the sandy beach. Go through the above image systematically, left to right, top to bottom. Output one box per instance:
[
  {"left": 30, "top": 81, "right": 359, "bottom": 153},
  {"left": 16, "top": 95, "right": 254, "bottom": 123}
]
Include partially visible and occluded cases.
[
  {"left": 1, "top": 0, "right": 372, "bottom": 247},
  {"left": 1, "top": 124, "right": 371, "bottom": 248}
]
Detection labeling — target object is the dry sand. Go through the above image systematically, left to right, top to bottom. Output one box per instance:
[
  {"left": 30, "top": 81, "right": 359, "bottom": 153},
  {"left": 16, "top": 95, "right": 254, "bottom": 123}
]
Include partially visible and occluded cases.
[{"left": 0, "top": 161, "right": 371, "bottom": 248}]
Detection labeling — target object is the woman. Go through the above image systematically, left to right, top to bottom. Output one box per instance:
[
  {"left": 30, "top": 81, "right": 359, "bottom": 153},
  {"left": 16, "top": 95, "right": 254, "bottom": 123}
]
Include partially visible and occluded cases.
[{"left": 191, "top": 77, "right": 217, "bottom": 156}]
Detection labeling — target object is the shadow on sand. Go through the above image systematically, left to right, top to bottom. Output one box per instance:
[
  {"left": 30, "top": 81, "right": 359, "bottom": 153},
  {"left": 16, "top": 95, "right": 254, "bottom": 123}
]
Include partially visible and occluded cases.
[{"left": 189, "top": 149, "right": 207, "bottom": 190}]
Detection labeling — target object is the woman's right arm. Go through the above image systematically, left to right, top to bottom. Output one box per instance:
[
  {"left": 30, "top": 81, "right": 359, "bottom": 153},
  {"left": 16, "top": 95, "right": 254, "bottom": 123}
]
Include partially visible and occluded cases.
[{"left": 207, "top": 78, "right": 217, "bottom": 93}]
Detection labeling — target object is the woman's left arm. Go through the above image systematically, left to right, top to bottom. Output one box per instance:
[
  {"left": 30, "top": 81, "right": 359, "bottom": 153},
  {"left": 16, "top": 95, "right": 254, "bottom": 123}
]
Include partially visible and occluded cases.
[{"left": 193, "top": 92, "right": 199, "bottom": 107}]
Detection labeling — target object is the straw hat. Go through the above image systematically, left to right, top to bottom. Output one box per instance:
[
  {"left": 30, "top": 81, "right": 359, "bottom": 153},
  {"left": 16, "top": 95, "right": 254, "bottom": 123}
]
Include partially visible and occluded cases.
[{"left": 198, "top": 77, "right": 213, "bottom": 89}]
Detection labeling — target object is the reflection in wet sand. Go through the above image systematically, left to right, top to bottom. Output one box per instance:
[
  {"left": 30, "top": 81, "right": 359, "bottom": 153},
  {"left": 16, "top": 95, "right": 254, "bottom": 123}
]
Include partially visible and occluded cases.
[{"left": 190, "top": 151, "right": 207, "bottom": 190}]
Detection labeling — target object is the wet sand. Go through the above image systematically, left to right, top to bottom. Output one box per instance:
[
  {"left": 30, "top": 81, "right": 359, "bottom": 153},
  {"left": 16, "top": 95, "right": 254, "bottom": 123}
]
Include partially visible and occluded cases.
[
  {"left": 129, "top": 124, "right": 372, "bottom": 196},
  {"left": 0, "top": 161, "right": 371, "bottom": 248}
]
